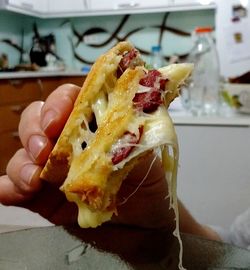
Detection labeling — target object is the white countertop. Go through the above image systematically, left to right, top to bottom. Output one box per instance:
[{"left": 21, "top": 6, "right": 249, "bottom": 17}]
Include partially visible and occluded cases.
[
  {"left": 0, "top": 70, "right": 87, "bottom": 79},
  {"left": 1, "top": 73, "right": 249, "bottom": 126},
  {"left": 168, "top": 96, "right": 250, "bottom": 127},
  {"left": 170, "top": 110, "right": 250, "bottom": 127}
]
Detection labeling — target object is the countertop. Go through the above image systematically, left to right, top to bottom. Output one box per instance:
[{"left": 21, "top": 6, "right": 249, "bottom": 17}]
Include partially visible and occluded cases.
[
  {"left": 0, "top": 70, "right": 87, "bottom": 79},
  {"left": 1, "top": 72, "right": 250, "bottom": 126},
  {"left": 169, "top": 96, "right": 250, "bottom": 126},
  {"left": 170, "top": 110, "right": 250, "bottom": 126}
]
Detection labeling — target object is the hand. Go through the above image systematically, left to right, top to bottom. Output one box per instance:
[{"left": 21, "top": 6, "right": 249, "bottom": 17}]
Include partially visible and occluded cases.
[
  {"left": 0, "top": 83, "right": 175, "bottom": 229},
  {"left": 0, "top": 83, "right": 223, "bottom": 242},
  {"left": 0, "top": 84, "right": 80, "bottom": 224}
]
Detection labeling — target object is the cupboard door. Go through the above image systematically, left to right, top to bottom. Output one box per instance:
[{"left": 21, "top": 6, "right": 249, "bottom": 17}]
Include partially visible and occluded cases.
[
  {"left": 7, "top": 0, "right": 48, "bottom": 12},
  {"left": 48, "top": 0, "right": 87, "bottom": 13},
  {"left": 88, "top": 0, "right": 114, "bottom": 10},
  {"left": 89, "top": 0, "right": 168, "bottom": 11},
  {"left": 115, "top": 0, "right": 168, "bottom": 9},
  {"left": 172, "top": 0, "right": 214, "bottom": 5},
  {"left": 0, "top": 75, "right": 85, "bottom": 175},
  {"left": 40, "top": 76, "right": 85, "bottom": 99},
  {"left": 0, "top": 79, "right": 43, "bottom": 106},
  {"left": 0, "top": 103, "right": 28, "bottom": 132},
  {"left": 176, "top": 124, "right": 250, "bottom": 227},
  {"left": 0, "top": 130, "right": 22, "bottom": 176}
]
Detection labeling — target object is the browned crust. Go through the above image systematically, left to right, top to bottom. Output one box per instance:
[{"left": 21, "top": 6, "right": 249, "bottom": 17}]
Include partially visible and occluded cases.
[
  {"left": 40, "top": 41, "right": 134, "bottom": 185},
  {"left": 40, "top": 41, "right": 188, "bottom": 225},
  {"left": 60, "top": 67, "right": 145, "bottom": 210},
  {"left": 40, "top": 152, "right": 70, "bottom": 186}
]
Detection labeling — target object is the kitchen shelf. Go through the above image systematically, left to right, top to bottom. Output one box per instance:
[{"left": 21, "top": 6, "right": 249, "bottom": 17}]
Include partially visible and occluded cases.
[
  {"left": 0, "top": 2, "right": 216, "bottom": 18},
  {"left": 54, "top": 3, "right": 216, "bottom": 18},
  {"left": 0, "top": 70, "right": 87, "bottom": 79},
  {"left": 170, "top": 110, "right": 250, "bottom": 127}
]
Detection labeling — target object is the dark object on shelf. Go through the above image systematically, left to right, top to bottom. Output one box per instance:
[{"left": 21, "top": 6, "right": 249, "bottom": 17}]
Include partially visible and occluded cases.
[
  {"left": 30, "top": 23, "right": 61, "bottom": 67},
  {"left": 0, "top": 53, "right": 8, "bottom": 69},
  {"left": 229, "top": 71, "right": 250, "bottom": 84}
]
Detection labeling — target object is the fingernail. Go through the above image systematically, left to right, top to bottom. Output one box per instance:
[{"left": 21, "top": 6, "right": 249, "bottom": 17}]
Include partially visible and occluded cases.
[
  {"left": 41, "top": 109, "right": 57, "bottom": 132},
  {"left": 28, "top": 135, "right": 48, "bottom": 161},
  {"left": 20, "top": 164, "right": 38, "bottom": 185}
]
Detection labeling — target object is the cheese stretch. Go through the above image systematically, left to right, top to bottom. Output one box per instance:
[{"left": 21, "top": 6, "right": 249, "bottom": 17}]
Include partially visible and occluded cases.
[
  {"left": 40, "top": 40, "right": 192, "bottom": 270},
  {"left": 64, "top": 63, "right": 192, "bottom": 270}
]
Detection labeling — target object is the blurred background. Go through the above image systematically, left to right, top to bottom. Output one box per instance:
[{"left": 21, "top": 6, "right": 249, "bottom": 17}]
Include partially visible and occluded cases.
[{"left": 0, "top": 0, "right": 250, "bottom": 232}]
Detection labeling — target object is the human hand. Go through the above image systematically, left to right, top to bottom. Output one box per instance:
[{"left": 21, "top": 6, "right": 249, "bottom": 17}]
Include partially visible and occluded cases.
[{"left": 0, "top": 84, "right": 175, "bottom": 229}]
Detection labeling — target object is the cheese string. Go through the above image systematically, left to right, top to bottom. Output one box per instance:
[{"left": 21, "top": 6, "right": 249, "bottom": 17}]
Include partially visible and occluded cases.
[
  {"left": 163, "top": 144, "right": 186, "bottom": 270},
  {"left": 118, "top": 154, "right": 158, "bottom": 206}
]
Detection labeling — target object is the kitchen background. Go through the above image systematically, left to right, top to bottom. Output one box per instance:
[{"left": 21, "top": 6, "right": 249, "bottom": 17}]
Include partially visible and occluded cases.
[
  {"left": 0, "top": 1, "right": 250, "bottom": 232},
  {"left": 0, "top": 9, "right": 214, "bottom": 70}
]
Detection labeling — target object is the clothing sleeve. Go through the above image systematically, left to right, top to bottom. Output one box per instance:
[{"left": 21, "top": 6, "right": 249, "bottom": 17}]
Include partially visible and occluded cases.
[
  {"left": 212, "top": 208, "right": 250, "bottom": 250},
  {"left": 228, "top": 208, "right": 250, "bottom": 250}
]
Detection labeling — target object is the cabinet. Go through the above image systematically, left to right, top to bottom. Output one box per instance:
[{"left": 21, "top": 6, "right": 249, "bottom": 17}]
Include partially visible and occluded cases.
[
  {"left": 0, "top": 0, "right": 216, "bottom": 17},
  {"left": 6, "top": 0, "right": 48, "bottom": 14},
  {"left": 48, "top": 0, "right": 87, "bottom": 15},
  {"left": 89, "top": 0, "right": 168, "bottom": 11},
  {"left": 172, "top": 0, "right": 214, "bottom": 5},
  {"left": 0, "top": 75, "right": 84, "bottom": 175},
  {"left": 175, "top": 123, "right": 250, "bottom": 228}
]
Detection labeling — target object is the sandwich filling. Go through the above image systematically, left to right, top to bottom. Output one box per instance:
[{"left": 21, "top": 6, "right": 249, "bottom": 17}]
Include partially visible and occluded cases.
[
  {"left": 41, "top": 43, "right": 192, "bottom": 270},
  {"left": 60, "top": 48, "right": 193, "bottom": 229}
]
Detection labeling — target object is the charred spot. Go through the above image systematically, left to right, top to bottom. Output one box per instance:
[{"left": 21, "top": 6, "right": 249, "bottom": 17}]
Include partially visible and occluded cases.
[
  {"left": 89, "top": 113, "right": 98, "bottom": 133},
  {"left": 81, "top": 120, "right": 86, "bottom": 129},
  {"left": 81, "top": 141, "right": 87, "bottom": 150}
]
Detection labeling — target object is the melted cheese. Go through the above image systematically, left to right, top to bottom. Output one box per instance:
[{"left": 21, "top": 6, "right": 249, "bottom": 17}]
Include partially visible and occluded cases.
[
  {"left": 64, "top": 63, "right": 193, "bottom": 269},
  {"left": 92, "top": 91, "right": 108, "bottom": 125},
  {"left": 111, "top": 105, "right": 185, "bottom": 269},
  {"left": 112, "top": 106, "right": 175, "bottom": 169},
  {"left": 66, "top": 193, "right": 112, "bottom": 228}
]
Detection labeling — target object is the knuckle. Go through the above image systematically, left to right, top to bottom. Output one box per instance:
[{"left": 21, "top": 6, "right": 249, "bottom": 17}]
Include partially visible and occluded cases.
[
  {"left": 20, "top": 101, "right": 44, "bottom": 120},
  {"left": 6, "top": 148, "right": 26, "bottom": 176}
]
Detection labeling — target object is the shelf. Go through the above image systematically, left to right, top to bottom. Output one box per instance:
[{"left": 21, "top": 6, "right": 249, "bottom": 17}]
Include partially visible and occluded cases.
[
  {"left": 0, "top": 3, "right": 216, "bottom": 18},
  {"left": 0, "top": 70, "right": 86, "bottom": 79},
  {"left": 170, "top": 110, "right": 250, "bottom": 127}
]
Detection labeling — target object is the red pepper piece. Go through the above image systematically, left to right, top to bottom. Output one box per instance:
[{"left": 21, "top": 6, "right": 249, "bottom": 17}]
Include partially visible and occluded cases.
[
  {"left": 117, "top": 48, "right": 139, "bottom": 78},
  {"left": 133, "top": 70, "right": 168, "bottom": 113},
  {"left": 139, "top": 70, "right": 162, "bottom": 87},
  {"left": 133, "top": 88, "right": 163, "bottom": 113},
  {"left": 111, "top": 126, "right": 143, "bottom": 165}
]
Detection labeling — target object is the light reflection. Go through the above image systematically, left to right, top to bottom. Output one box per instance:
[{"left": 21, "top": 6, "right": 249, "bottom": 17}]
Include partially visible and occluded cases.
[
  {"left": 198, "top": 0, "right": 213, "bottom": 5},
  {"left": 240, "top": 0, "right": 249, "bottom": 7}
]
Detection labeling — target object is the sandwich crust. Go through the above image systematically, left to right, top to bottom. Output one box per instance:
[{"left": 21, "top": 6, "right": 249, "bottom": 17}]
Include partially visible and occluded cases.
[
  {"left": 40, "top": 41, "right": 193, "bottom": 229},
  {"left": 41, "top": 41, "right": 134, "bottom": 185}
]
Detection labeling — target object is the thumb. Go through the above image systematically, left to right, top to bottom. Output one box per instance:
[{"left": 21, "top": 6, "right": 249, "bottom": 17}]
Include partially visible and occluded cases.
[{"left": 41, "top": 84, "right": 81, "bottom": 139}]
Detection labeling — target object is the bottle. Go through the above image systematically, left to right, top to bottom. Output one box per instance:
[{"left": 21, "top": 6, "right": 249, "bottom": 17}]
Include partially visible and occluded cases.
[
  {"left": 187, "top": 27, "right": 220, "bottom": 116},
  {"left": 150, "top": 45, "right": 164, "bottom": 69}
]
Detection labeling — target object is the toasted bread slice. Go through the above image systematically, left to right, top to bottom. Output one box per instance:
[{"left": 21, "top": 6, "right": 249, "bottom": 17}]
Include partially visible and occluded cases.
[{"left": 41, "top": 41, "right": 193, "bottom": 228}]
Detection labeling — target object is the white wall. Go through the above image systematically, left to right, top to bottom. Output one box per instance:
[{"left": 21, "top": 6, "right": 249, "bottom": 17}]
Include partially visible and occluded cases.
[{"left": 176, "top": 124, "right": 250, "bottom": 229}]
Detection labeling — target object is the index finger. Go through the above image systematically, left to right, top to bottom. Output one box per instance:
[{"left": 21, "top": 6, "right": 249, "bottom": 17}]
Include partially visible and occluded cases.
[{"left": 41, "top": 84, "right": 81, "bottom": 138}]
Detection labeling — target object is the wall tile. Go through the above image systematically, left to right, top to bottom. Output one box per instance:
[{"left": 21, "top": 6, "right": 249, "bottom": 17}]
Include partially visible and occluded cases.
[{"left": 0, "top": 9, "right": 214, "bottom": 70}]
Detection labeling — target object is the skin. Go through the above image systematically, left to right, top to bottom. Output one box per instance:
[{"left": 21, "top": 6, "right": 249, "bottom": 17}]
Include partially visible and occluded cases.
[{"left": 0, "top": 84, "right": 220, "bottom": 241}]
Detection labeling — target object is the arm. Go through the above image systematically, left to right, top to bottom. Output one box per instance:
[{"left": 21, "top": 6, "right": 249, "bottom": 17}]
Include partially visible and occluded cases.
[
  {"left": 0, "top": 83, "right": 222, "bottom": 240},
  {"left": 178, "top": 200, "right": 221, "bottom": 241}
]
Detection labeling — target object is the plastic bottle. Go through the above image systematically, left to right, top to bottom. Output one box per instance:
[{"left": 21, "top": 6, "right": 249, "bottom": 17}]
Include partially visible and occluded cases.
[
  {"left": 187, "top": 27, "right": 220, "bottom": 116},
  {"left": 150, "top": 45, "right": 164, "bottom": 69}
]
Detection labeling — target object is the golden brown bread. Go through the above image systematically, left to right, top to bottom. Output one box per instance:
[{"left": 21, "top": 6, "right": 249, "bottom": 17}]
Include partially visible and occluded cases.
[
  {"left": 41, "top": 41, "right": 193, "bottom": 228},
  {"left": 41, "top": 41, "right": 134, "bottom": 184}
]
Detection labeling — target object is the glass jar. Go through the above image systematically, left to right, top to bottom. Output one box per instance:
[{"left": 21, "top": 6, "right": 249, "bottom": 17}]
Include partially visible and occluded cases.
[
  {"left": 187, "top": 27, "right": 220, "bottom": 116},
  {"left": 150, "top": 45, "right": 164, "bottom": 69}
]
